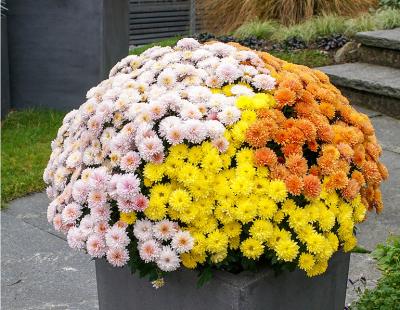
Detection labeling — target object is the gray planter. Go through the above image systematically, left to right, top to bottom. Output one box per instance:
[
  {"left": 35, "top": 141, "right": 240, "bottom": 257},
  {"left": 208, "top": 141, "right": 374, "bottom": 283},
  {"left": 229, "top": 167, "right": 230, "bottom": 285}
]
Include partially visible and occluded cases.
[
  {"left": 7, "top": 0, "right": 128, "bottom": 111},
  {"left": 96, "top": 252, "right": 350, "bottom": 310}
]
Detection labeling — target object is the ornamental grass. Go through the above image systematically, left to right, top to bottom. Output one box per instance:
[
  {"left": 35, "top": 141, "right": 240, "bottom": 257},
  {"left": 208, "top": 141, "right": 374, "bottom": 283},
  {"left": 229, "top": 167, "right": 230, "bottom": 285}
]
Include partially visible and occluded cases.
[
  {"left": 200, "top": 0, "right": 377, "bottom": 33},
  {"left": 44, "top": 39, "right": 387, "bottom": 286}
]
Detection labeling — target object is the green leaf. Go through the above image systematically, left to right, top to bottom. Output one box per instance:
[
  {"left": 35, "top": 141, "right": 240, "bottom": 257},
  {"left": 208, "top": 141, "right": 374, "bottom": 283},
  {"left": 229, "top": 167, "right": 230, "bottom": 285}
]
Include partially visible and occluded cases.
[{"left": 197, "top": 267, "right": 213, "bottom": 288}]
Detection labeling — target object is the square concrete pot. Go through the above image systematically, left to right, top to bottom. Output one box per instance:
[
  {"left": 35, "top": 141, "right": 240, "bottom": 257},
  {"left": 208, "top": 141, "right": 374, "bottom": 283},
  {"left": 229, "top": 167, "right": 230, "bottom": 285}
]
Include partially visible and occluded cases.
[
  {"left": 7, "top": 0, "right": 128, "bottom": 111},
  {"left": 96, "top": 252, "right": 350, "bottom": 310}
]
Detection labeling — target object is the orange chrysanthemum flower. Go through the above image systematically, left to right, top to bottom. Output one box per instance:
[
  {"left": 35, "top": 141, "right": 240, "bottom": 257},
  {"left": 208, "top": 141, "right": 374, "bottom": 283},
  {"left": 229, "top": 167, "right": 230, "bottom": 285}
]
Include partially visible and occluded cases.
[
  {"left": 274, "top": 88, "right": 296, "bottom": 107},
  {"left": 245, "top": 123, "right": 270, "bottom": 148},
  {"left": 282, "top": 143, "right": 303, "bottom": 157},
  {"left": 254, "top": 147, "right": 277, "bottom": 167},
  {"left": 285, "top": 154, "right": 308, "bottom": 176},
  {"left": 362, "top": 161, "right": 382, "bottom": 185},
  {"left": 270, "top": 164, "right": 290, "bottom": 181},
  {"left": 351, "top": 170, "right": 366, "bottom": 187},
  {"left": 326, "top": 171, "right": 349, "bottom": 191},
  {"left": 303, "top": 174, "right": 321, "bottom": 199},
  {"left": 285, "top": 175, "right": 304, "bottom": 196},
  {"left": 341, "top": 179, "right": 361, "bottom": 201}
]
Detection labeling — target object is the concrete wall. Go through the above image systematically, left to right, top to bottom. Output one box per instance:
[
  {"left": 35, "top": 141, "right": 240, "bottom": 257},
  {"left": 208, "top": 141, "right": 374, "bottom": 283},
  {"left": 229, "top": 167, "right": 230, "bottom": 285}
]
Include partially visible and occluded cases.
[
  {"left": 6, "top": 0, "right": 128, "bottom": 112},
  {"left": 1, "top": 15, "right": 11, "bottom": 119}
]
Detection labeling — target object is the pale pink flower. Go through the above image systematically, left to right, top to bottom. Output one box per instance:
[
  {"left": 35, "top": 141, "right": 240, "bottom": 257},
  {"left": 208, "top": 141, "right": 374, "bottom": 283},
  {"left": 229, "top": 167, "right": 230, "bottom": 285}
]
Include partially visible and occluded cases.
[
  {"left": 176, "top": 38, "right": 200, "bottom": 50},
  {"left": 216, "top": 62, "right": 242, "bottom": 84},
  {"left": 252, "top": 74, "right": 276, "bottom": 90},
  {"left": 147, "top": 100, "right": 167, "bottom": 120},
  {"left": 180, "top": 104, "right": 202, "bottom": 120},
  {"left": 217, "top": 106, "right": 241, "bottom": 126},
  {"left": 87, "top": 115, "right": 103, "bottom": 136},
  {"left": 158, "top": 116, "right": 181, "bottom": 137},
  {"left": 184, "top": 120, "right": 208, "bottom": 144},
  {"left": 205, "top": 120, "right": 226, "bottom": 140},
  {"left": 165, "top": 126, "right": 185, "bottom": 145},
  {"left": 138, "top": 136, "right": 164, "bottom": 161},
  {"left": 212, "top": 136, "right": 229, "bottom": 153},
  {"left": 66, "top": 151, "right": 82, "bottom": 168},
  {"left": 120, "top": 151, "right": 141, "bottom": 172},
  {"left": 150, "top": 152, "right": 165, "bottom": 164},
  {"left": 88, "top": 167, "right": 109, "bottom": 190},
  {"left": 116, "top": 174, "right": 140, "bottom": 199},
  {"left": 72, "top": 180, "right": 89, "bottom": 204},
  {"left": 87, "top": 191, "right": 107, "bottom": 209},
  {"left": 132, "top": 194, "right": 149, "bottom": 212},
  {"left": 117, "top": 197, "right": 137, "bottom": 213},
  {"left": 47, "top": 201, "right": 58, "bottom": 223},
  {"left": 61, "top": 203, "right": 82, "bottom": 224},
  {"left": 91, "top": 205, "right": 111, "bottom": 222},
  {"left": 53, "top": 214, "right": 63, "bottom": 231},
  {"left": 79, "top": 215, "right": 94, "bottom": 238},
  {"left": 133, "top": 219, "right": 153, "bottom": 241},
  {"left": 153, "top": 220, "right": 177, "bottom": 241},
  {"left": 94, "top": 221, "right": 110, "bottom": 236},
  {"left": 105, "top": 226, "right": 130, "bottom": 249},
  {"left": 67, "top": 227, "right": 86, "bottom": 249},
  {"left": 171, "top": 231, "right": 194, "bottom": 253},
  {"left": 87, "top": 234, "right": 106, "bottom": 258},
  {"left": 139, "top": 239, "right": 161, "bottom": 263},
  {"left": 156, "top": 246, "right": 181, "bottom": 272},
  {"left": 106, "top": 247, "right": 129, "bottom": 267}
]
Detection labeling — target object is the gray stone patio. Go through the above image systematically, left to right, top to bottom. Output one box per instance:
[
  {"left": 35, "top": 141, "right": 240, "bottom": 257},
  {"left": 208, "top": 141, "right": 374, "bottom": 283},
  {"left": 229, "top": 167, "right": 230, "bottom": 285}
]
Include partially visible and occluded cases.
[{"left": 1, "top": 106, "right": 399, "bottom": 309}]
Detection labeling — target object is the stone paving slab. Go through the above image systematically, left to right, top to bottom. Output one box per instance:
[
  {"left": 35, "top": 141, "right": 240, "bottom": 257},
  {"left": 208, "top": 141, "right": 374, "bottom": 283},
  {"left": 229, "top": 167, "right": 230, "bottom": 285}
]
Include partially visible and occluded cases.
[
  {"left": 1, "top": 106, "right": 399, "bottom": 309},
  {"left": 1, "top": 213, "right": 98, "bottom": 309}
]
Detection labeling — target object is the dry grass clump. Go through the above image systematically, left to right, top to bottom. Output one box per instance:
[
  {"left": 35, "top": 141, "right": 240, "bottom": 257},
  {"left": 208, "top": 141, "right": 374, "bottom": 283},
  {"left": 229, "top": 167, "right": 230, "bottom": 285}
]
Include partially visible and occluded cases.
[{"left": 200, "top": 0, "right": 377, "bottom": 33}]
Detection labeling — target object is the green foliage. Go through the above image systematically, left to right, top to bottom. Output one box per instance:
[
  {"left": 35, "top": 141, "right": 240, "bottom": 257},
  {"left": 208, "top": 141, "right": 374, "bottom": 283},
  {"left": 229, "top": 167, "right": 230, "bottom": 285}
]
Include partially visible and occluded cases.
[
  {"left": 380, "top": 0, "right": 400, "bottom": 9},
  {"left": 236, "top": 9, "right": 400, "bottom": 43},
  {"left": 234, "top": 20, "right": 279, "bottom": 39},
  {"left": 130, "top": 37, "right": 181, "bottom": 55},
  {"left": 269, "top": 50, "right": 333, "bottom": 68},
  {"left": 1, "top": 109, "right": 66, "bottom": 206},
  {"left": 371, "top": 235, "right": 400, "bottom": 272},
  {"left": 353, "top": 236, "right": 400, "bottom": 309}
]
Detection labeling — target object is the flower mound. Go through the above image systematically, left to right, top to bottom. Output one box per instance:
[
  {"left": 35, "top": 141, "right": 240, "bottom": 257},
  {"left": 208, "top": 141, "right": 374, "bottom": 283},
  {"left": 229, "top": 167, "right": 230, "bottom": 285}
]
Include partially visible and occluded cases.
[{"left": 44, "top": 38, "right": 388, "bottom": 284}]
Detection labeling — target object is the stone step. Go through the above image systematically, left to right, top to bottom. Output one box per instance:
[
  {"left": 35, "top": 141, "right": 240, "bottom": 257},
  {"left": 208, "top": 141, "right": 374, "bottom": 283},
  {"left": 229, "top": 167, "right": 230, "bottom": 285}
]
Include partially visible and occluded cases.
[
  {"left": 355, "top": 28, "right": 400, "bottom": 51},
  {"left": 318, "top": 63, "right": 400, "bottom": 119}
]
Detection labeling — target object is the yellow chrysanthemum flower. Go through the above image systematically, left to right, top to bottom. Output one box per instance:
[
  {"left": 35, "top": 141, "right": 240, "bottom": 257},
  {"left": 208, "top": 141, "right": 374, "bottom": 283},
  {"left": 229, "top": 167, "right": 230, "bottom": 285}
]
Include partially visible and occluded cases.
[
  {"left": 143, "top": 162, "right": 164, "bottom": 182},
  {"left": 268, "top": 180, "right": 288, "bottom": 202},
  {"left": 169, "top": 189, "right": 191, "bottom": 212},
  {"left": 119, "top": 211, "right": 137, "bottom": 225},
  {"left": 249, "top": 219, "right": 274, "bottom": 242},
  {"left": 206, "top": 230, "right": 229, "bottom": 254},
  {"left": 274, "top": 237, "right": 299, "bottom": 262},
  {"left": 240, "top": 238, "right": 264, "bottom": 260},
  {"left": 298, "top": 253, "right": 315, "bottom": 272}
]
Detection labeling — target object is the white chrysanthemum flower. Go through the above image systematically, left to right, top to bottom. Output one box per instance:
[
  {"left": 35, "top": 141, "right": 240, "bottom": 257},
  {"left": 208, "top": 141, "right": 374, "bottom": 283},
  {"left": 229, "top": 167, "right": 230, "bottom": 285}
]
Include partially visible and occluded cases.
[
  {"left": 176, "top": 38, "right": 200, "bottom": 50},
  {"left": 216, "top": 61, "right": 242, "bottom": 84},
  {"left": 157, "top": 68, "right": 177, "bottom": 89},
  {"left": 252, "top": 74, "right": 276, "bottom": 90},
  {"left": 230, "top": 84, "right": 254, "bottom": 96},
  {"left": 147, "top": 100, "right": 168, "bottom": 120},
  {"left": 180, "top": 103, "right": 202, "bottom": 120},
  {"left": 218, "top": 106, "right": 241, "bottom": 126},
  {"left": 184, "top": 119, "right": 208, "bottom": 144},
  {"left": 205, "top": 120, "right": 226, "bottom": 140},
  {"left": 138, "top": 136, "right": 164, "bottom": 162},
  {"left": 212, "top": 136, "right": 230, "bottom": 153},
  {"left": 66, "top": 151, "right": 82, "bottom": 168},
  {"left": 120, "top": 151, "right": 141, "bottom": 173},
  {"left": 47, "top": 201, "right": 58, "bottom": 223},
  {"left": 91, "top": 204, "right": 111, "bottom": 222},
  {"left": 79, "top": 215, "right": 95, "bottom": 238},
  {"left": 133, "top": 219, "right": 153, "bottom": 242},
  {"left": 153, "top": 220, "right": 177, "bottom": 241},
  {"left": 105, "top": 225, "right": 130, "bottom": 249},
  {"left": 67, "top": 227, "right": 86, "bottom": 249},
  {"left": 171, "top": 230, "right": 194, "bottom": 254},
  {"left": 87, "top": 234, "right": 106, "bottom": 258},
  {"left": 139, "top": 239, "right": 161, "bottom": 263},
  {"left": 156, "top": 246, "right": 181, "bottom": 272},
  {"left": 106, "top": 247, "right": 129, "bottom": 267}
]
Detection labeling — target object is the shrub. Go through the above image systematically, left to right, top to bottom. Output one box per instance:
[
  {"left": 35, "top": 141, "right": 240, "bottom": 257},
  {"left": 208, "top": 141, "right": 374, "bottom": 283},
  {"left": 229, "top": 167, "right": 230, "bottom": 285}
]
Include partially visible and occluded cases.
[
  {"left": 200, "top": 0, "right": 377, "bottom": 33},
  {"left": 353, "top": 236, "right": 400, "bottom": 309}
]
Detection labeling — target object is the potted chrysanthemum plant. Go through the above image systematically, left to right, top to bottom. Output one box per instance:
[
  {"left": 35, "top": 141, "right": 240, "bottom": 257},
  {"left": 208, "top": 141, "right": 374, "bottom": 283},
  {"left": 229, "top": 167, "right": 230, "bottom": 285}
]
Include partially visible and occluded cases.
[{"left": 44, "top": 38, "right": 388, "bottom": 310}]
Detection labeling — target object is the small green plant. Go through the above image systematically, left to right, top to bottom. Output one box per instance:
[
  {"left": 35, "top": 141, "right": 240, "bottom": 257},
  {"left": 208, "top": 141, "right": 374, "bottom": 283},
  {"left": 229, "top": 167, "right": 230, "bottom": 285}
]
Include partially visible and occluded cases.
[
  {"left": 380, "top": 0, "right": 400, "bottom": 9},
  {"left": 234, "top": 20, "right": 279, "bottom": 39},
  {"left": 352, "top": 236, "right": 400, "bottom": 309}
]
